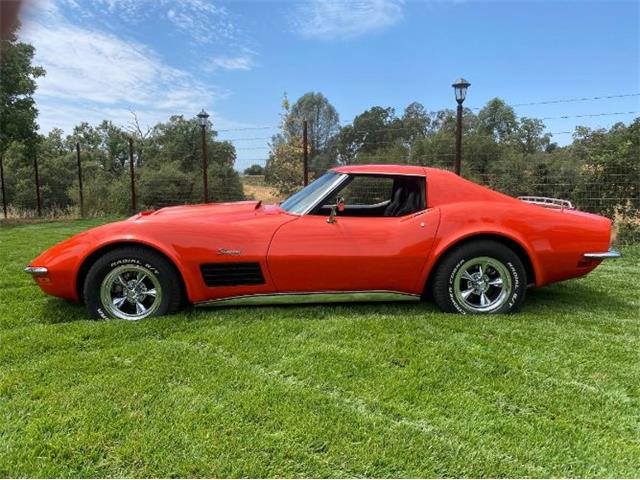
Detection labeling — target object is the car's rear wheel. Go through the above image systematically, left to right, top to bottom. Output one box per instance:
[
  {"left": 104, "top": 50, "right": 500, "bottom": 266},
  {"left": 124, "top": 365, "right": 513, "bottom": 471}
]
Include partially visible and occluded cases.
[
  {"left": 431, "top": 240, "right": 526, "bottom": 314},
  {"left": 84, "top": 247, "right": 183, "bottom": 320}
]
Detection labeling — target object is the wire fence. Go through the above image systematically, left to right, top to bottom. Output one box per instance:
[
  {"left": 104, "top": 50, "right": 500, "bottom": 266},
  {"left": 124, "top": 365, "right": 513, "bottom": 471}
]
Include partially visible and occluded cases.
[
  {"left": 1, "top": 92, "right": 638, "bottom": 243},
  {"left": 1, "top": 139, "right": 637, "bottom": 244}
]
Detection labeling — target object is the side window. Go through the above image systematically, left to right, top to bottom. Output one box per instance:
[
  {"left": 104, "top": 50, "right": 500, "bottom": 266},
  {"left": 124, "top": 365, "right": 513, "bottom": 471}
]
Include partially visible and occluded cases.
[
  {"left": 312, "top": 174, "right": 425, "bottom": 218},
  {"left": 340, "top": 176, "right": 394, "bottom": 206}
]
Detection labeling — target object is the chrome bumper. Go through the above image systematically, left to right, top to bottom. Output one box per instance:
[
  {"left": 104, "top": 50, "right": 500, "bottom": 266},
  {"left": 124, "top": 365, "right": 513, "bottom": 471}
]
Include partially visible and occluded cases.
[
  {"left": 583, "top": 249, "right": 621, "bottom": 259},
  {"left": 24, "top": 266, "right": 48, "bottom": 276}
]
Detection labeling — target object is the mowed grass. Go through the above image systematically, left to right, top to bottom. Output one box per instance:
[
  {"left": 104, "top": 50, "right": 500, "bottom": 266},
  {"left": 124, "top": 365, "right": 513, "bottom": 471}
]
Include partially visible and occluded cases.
[{"left": 1, "top": 218, "right": 639, "bottom": 478}]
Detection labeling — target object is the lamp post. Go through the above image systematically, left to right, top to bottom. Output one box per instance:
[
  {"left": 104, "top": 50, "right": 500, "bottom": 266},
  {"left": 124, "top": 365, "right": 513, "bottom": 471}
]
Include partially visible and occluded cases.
[
  {"left": 452, "top": 78, "right": 471, "bottom": 176},
  {"left": 197, "top": 109, "right": 210, "bottom": 203}
]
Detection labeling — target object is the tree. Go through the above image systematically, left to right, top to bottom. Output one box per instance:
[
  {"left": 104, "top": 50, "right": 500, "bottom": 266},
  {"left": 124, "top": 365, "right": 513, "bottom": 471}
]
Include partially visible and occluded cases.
[
  {"left": 0, "top": 27, "right": 45, "bottom": 156},
  {"left": 286, "top": 92, "right": 340, "bottom": 175},
  {"left": 265, "top": 94, "right": 304, "bottom": 195},
  {"left": 477, "top": 98, "right": 517, "bottom": 143},
  {"left": 401, "top": 102, "right": 430, "bottom": 140},
  {"left": 336, "top": 106, "right": 405, "bottom": 164},
  {"left": 142, "top": 115, "right": 244, "bottom": 203},
  {"left": 514, "top": 117, "right": 551, "bottom": 153},
  {"left": 570, "top": 120, "right": 639, "bottom": 218},
  {"left": 244, "top": 164, "right": 265, "bottom": 175}
]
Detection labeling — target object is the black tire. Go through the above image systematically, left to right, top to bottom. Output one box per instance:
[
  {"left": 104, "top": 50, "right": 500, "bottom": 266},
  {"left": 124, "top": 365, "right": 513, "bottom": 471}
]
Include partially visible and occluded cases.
[
  {"left": 431, "top": 240, "right": 526, "bottom": 314},
  {"left": 84, "top": 247, "right": 183, "bottom": 320}
]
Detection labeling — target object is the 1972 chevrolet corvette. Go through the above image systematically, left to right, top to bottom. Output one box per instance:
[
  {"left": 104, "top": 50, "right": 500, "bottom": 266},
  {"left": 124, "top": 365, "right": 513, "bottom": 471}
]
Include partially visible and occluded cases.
[{"left": 25, "top": 165, "right": 620, "bottom": 319}]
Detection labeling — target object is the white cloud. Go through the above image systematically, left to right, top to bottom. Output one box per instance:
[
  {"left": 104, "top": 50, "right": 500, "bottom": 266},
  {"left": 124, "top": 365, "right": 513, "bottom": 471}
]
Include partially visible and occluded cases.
[
  {"left": 20, "top": 0, "right": 259, "bottom": 138},
  {"left": 56, "top": 0, "right": 237, "bottom": 45},
  {"left": 290, "top": 0, "right": 404, "bottom": 40},
  {"left": 20, "top": 17, "right": 229, "bottom": 134},
  {"left": 22, "top": 21, "right": 225, "bottom": 107},
  {"left": 208, "top": 53, "right": 256, "bottom": 72}
]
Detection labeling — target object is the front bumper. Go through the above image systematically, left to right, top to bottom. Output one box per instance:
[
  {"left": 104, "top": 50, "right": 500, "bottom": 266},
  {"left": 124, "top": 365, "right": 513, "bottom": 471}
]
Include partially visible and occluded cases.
[{"left": 583, "top": 249, "right": 621, "bottom": 259}]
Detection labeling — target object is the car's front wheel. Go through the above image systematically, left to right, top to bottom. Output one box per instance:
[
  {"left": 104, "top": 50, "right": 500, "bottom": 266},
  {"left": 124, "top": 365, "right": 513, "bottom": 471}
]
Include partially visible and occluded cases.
[
  {"left": 431, "top": 240, "right": 526, "bottom": 314},
  {"left": 84, "top": 247, "right": 183, "bottom": 320}
]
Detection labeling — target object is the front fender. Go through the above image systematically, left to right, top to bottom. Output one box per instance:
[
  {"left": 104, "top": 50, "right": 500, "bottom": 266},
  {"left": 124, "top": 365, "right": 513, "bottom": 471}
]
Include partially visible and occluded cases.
[{"left": 28, "top": 220, "right": 196, "bottom": 302}]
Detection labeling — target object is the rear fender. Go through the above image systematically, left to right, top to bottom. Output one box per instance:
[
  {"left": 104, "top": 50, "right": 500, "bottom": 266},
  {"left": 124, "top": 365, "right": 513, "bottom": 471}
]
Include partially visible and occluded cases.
[{"left": 416, "top": 203, "right": 543, "bottom": 290}]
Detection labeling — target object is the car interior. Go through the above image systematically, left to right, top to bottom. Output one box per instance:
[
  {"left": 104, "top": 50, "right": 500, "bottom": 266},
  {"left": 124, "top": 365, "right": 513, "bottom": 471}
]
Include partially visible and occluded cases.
[{"left": 313, "top": 174, "right": 426, "bottom": 218}]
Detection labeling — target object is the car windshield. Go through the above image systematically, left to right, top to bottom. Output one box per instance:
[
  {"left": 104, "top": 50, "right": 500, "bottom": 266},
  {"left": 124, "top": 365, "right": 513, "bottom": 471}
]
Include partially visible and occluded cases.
[{"left": 280, "top": 171, "right": 340, "bottom": 214}]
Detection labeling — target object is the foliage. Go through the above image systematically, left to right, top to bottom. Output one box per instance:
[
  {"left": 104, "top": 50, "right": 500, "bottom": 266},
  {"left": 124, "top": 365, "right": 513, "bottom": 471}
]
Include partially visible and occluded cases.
[
  {"left": 0, "top": 27, "right": 45, "bottom": 155},
  {"left": 0, "top": 42, "right": 637, "bottom": 238},
  {"left": 288, "top": 92, "right": 340, "bottom": 175},
  {"left": 265, "top": 94, "right": 305, "bottom": 195},
  {"left": 476, "top": 98, "right": 518, "bottom": 143},
  {"left": 2, "top": 115, "right": 244, "bottom": 215},
  {"left": 570, "top": 119, "right": 639, "bottom": 217},
  {"left": 244, "top": 164, "right": 265, "bottom": 175},
  {"left": 1, "top": 219, "right": 639, "bottom": 477}
]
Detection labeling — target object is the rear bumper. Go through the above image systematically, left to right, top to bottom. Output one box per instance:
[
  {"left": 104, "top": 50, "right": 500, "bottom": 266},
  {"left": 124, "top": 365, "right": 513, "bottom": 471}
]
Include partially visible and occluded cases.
[
  {"left": 583, "top": 249, "right": 621, "bottom": 259},
  {"left": 24, "top": 266, "right": 49, "bottom": 276}
]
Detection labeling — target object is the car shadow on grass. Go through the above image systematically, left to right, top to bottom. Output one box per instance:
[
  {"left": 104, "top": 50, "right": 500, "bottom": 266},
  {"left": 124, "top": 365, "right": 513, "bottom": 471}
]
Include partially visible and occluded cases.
[
  {"left": 32, "top": 278, "right": 632, "bottom": 326},
  {"left": 522, "top": 279, "right": 633, "bottom": 314},
  {"left": 196, "top": 282, "right": 628, "bottom": 322},
  {"left": 35, "top": 298, "right": 92, "bottom": 324}
]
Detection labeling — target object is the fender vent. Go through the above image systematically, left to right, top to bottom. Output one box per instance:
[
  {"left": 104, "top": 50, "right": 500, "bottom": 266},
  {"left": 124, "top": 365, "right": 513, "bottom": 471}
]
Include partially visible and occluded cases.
[{"left": 200, "top": 262, "right": 265, "bottom": 287}]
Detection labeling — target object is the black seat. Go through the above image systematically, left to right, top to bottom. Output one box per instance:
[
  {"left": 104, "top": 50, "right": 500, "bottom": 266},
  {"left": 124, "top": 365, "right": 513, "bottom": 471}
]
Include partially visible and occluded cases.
[
  {"left": 384, "top": 187, "right": 406, "bottom": 217},
  {"left": 396, "top": 190, "right": 419, "bottom": 217}
]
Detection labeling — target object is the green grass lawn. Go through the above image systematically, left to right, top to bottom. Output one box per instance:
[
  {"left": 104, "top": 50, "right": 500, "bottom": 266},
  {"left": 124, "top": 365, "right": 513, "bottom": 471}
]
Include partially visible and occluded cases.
[{"left": 1, "top": 218, "right": 639, "bottom": 478}]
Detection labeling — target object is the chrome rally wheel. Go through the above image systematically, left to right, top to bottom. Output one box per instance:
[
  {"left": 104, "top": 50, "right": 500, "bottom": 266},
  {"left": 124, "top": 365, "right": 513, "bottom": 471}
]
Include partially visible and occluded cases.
[
  {"left": 431, "top": 240, "right": 527, "bottom": 315},
  {"left": 84, "top": 247, "right": 184, "bottom": 320},
  {"left": 453, "top": 256, "right": 512, "bottom": 313},
  {"left": 99, "top": 265, "right": 162, "bottom": 320}
]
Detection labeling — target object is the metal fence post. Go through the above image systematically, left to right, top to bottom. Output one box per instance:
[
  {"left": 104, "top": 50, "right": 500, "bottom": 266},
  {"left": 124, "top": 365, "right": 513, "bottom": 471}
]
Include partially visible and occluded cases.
[
  {"left": 303, "top": 120, "right": 309, "bottom": 186},
  {"left": 128, "top": 137, "right": 137, "bottom": 213},
  {"left": 76, "top": 142, "right": 84, "bottom": 217},
  {"left": 33, "top": 152, "right": 41, "bottom": 217},
  {"left": 0, "top": 153, "right": 7, "bottom": 219}
]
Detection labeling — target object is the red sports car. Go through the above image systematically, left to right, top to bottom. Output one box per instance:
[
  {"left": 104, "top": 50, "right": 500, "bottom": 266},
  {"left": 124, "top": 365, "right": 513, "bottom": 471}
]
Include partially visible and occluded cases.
[{"left": 25, "top": 165, "right": 619, "bottom": 319}]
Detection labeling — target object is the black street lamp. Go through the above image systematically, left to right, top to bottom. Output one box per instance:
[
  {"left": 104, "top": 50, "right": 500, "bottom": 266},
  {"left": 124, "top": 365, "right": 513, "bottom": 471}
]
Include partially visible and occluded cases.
[
  {"left": 452, "top": 78, "right": 471, "bottom": 176},
  {"left": 197, "top": 109, "right": 210, "bottom": 203}
]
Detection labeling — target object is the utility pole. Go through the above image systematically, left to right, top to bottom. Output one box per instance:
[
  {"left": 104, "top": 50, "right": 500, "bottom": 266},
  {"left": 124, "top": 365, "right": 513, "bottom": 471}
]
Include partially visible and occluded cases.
[
  {"left": 303, "top": 120, "right": 309, "bottom": 186},
  {"left": 128, "top": 137, "right": 136, "bottom": 214},
  {"left": 76, "top": 142, "right": 84, "bottom": 217},
  {"left": 0, "top": 153, "right": 7, "bottom": 219},
  {"left": 33, "top": 153, "right": 41, "bottom": 217}
]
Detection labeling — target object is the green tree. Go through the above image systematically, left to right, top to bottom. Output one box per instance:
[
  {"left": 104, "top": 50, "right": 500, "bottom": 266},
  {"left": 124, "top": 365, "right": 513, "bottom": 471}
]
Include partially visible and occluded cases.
[
  {"left": 0, "top": 27, "right": 45, "bottom": 156},
  {"left": 286, "top": 92, "right": 340, "bottom": 174},
  {"left": 265, "top": 94, "right": 304, "bottom": 195},
  {"left": 477, "top": 98, "right": 517, "bottom": 143},
  {"left": 401, "top": 102, "right": 430, "bottom": 140},
  {"left": 336, "top": 106, "right": 404, "bottom": 164},
  {"left": 143, "top": 115, "right": 244, "bottom": 204},
  {"left": 514, "top": 117, "right": 551, "bottom": 154},
  {"left": 570, "top": 120, "right": 639, "bottom": 218},
  {"left": 244, "top": 164, "right": 265, "bottom": 175}
]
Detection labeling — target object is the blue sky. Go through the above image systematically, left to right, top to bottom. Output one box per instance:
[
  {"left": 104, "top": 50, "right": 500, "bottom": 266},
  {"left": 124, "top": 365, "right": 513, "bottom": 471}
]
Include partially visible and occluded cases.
[{"left": 21, "top": 0, "right": 640, "bottom": 171}]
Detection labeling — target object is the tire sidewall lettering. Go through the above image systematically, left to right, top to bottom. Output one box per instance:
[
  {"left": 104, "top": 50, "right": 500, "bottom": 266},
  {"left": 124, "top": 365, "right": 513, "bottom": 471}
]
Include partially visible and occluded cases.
[
  {"left": 447, "top": 256, "right": 520, "bottom": 314},
  {"left": 107, "top": 258, "right": 160, "bottom": 276},
  {"left": 448, "top": 258, "right": 469, "bottom": 314}
]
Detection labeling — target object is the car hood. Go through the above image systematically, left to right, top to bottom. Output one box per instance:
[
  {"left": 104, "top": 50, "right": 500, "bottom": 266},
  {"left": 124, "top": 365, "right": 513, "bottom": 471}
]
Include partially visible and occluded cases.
[{"left": 128, "top": 200, "right": 281, "bottom": 222}]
